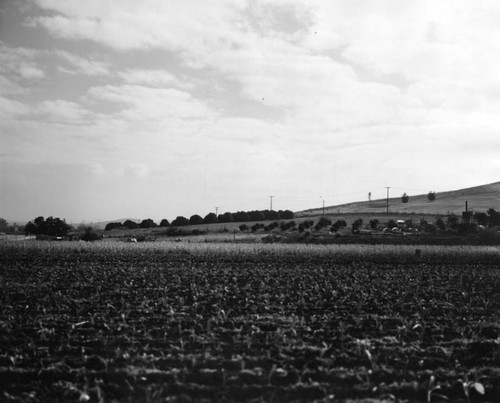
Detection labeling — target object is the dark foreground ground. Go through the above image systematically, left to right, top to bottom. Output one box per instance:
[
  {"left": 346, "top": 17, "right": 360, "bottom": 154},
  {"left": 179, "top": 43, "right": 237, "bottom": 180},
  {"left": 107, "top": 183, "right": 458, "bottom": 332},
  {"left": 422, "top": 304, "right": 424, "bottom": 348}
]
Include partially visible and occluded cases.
[{"left": 0, "top": 242, "right": 499, "bottom": 402}]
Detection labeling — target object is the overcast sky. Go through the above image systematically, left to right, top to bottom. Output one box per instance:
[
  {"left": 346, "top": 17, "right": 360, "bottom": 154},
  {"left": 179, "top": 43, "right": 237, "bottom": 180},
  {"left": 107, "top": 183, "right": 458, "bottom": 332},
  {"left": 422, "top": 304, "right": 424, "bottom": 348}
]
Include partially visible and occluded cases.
[{"left": 1, "top": 0, "right": 499, "bottom": 223}]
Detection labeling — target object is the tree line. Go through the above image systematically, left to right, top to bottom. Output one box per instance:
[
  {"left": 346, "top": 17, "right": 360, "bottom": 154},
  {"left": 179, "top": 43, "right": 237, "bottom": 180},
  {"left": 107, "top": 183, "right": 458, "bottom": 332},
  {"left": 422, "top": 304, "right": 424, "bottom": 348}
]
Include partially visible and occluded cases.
[{"left": 104, "top": 209, "right": 295, "bottom": 231}]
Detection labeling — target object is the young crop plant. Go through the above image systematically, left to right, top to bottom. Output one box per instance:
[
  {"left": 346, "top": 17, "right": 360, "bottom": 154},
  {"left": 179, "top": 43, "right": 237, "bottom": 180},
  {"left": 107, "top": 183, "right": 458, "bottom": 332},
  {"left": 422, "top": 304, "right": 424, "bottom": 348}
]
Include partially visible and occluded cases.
[
  {"left": 459, "top": 373, "right": 485, "bottom": 403},
  {"left": 426, "top": 375, "right": 448, "bottom": 403}
]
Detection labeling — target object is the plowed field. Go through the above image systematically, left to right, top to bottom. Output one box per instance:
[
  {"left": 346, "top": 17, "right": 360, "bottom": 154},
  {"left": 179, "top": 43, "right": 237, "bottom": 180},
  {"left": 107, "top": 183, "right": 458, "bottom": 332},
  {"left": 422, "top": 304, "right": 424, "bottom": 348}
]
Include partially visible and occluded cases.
[{"left": 1, "top": 242, "right": 499, "bottom": 402}]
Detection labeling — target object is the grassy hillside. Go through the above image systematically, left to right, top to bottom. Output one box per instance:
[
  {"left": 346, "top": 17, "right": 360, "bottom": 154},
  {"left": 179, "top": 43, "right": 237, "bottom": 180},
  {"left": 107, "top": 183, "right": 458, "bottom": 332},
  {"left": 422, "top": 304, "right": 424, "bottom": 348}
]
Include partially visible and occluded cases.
[{"left": 298, "top": 181, "right": 500, "bottom": 217}]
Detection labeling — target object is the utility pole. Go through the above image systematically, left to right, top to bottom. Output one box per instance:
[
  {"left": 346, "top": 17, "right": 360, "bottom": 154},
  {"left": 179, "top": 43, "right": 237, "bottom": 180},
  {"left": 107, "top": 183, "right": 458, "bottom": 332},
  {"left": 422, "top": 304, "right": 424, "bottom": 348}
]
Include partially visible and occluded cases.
[
  {"left": 385, "top": 187, "right": 391, "bottom": 216},
  {"left": 269, "top": 195, "right": 274, "bottom": 211},
  {"left": 320, "top": 196, "right": 325, "bottom": 215},
  {"left": 215, "top": 207, "right": 219, "bottom": 217}
]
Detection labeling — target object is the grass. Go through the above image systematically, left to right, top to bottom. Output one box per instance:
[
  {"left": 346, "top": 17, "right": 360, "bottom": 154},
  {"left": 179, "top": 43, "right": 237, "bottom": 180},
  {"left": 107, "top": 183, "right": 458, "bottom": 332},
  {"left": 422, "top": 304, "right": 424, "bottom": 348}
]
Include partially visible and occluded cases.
[{"left": 300, "top": 181, "right": 500, "bottom": 217}]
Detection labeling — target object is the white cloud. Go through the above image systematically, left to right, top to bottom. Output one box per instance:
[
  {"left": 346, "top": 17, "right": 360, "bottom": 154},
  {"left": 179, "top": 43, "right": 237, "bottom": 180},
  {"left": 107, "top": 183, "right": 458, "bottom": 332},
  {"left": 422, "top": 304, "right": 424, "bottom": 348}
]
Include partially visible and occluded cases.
[
  {"left": 0, "top": 42, "right": 43, "bottom": 82},
  {"left": 54, "top": 50, "right": 110, "bottom": 76},
  {"left": 19, "top": 63, "right": 45, "bottom": 79},
  {"left": 117, "top": 69, "right": 187, "bottom": 88},
  {"left": 0, "top": 76, "right": 27, "bottom": 95},
  {"left": 87, "top": 84, "right": 216, "bottom": 121},
  {"left": 0, "top": 96, "right": 31, "bottom": 120},
  {"left": 36, "top": 99, "right": 89, "bottom": 123},
  {"left": 85, "top": 162, "right": 105, "bottom": 176},
  {"left": 124, "top": 163, "right": 149, "bottom": 178}
]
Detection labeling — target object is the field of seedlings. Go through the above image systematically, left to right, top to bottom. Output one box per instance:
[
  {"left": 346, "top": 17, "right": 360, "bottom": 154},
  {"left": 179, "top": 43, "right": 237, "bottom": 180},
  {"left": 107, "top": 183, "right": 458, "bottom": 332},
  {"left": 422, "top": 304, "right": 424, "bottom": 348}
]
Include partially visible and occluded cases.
[{"left": 1, "top": 241, "right": 499, "bottom": 402}]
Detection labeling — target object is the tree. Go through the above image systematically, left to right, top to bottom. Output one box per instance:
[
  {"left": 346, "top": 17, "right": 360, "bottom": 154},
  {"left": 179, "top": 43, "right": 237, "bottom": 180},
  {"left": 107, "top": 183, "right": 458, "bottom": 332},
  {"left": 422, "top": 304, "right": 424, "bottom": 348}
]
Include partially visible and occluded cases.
[
  {"left": 427, "top": 191, "right": 436, "bottom": 201},
  {"left": 401, "top": 192, "right": 409, "bottom": 203},
  {"left": 487, "top": 208, "right": 500, "bottom": 226},
  {"left": 263, "top": 210, "right": 279, "bottom": 220},
  {"left": 280, "top": 210, "right": 294, "bottom": 220},
  {"left": 233, "top": 211, "right": 250, "bottom": 222},
  {"left": 249, "top": 211, "right": 266, "bottom": 221},
  {"left": 218, "top": 212, "right": 234, "bottom": 223},
  {"left": 473, "top": 212, "right": 488, "bottom": 226},
  {"left": 203, "top": 213, "right": 218, "bottom": 224},
  {"left": 447, "top": 213, "right": 459, "bottom": 229},
  {"left": 189, "top": 214, "right": 203, "bottom": 225},
  {"left": 24, "top": 216, "right": 71, "bottom": 236},
  {"left": 171, "top": 216, "right": 189, "bottom": 226},
  {"left": 315, "top": 217, "right": 332, "bottom": 231},
  {"left": 0, "top": 218, "right": 8, "bottom": 233},
  {"left": 139, "top": 218, "right": 157, "bottom": 228},
  {"left": 352, "top": 218, "right": 363, "bottom": 233},
  {"left": 436, "top": 218, "right": 446, "bottom": 230},
  {"left": 159, "top": 219, "right": 170, "bottom": 227},
  {"left": 369, "top": 219, "right": 379, "bottom": 229},
  {"left": 386, "top": 219, "right": 397, "bottom": 229},
  {"left": 123, "top": 220, "right": 139, "bottom": 229},
  {"left": 331, "top": 220, "right": 347, "bottom": 232},
  {"left": 105, "top": 222, "right": 122, "bottom": 231},
  {"left": 81, "top": 226, "right": 100, "bottom": 242}
]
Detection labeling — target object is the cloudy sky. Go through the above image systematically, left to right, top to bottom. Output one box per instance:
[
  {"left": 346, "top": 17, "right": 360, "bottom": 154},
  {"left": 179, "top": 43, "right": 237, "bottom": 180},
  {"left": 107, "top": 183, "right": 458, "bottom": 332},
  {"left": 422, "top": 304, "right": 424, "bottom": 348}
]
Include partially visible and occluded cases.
[{"left": 1, "top": 0, "right": 499, "bottom": 223}]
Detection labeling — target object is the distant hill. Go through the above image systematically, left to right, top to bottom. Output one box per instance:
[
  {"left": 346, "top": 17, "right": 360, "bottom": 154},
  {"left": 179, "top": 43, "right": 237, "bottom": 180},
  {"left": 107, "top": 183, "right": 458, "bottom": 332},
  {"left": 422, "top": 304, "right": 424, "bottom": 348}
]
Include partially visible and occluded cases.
[{"left": 298, "top": 181, "right": 500, "bottom": 217}]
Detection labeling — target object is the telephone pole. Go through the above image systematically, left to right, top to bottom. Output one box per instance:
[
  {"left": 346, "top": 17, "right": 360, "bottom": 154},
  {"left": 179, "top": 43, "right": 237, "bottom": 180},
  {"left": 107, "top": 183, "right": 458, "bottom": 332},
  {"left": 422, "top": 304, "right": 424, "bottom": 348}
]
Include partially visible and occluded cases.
[
  {"left": 385, "top": 187, "right": 391, "bottom": 216},
  {"left": 269, "top": 196, "right": 274, "bottom": 211},
  {"left": 320, "top": 196, "right": 325, "bottom": 215},
  {"left": 215, "top": 206, "right": 219, "bottom": 216}
]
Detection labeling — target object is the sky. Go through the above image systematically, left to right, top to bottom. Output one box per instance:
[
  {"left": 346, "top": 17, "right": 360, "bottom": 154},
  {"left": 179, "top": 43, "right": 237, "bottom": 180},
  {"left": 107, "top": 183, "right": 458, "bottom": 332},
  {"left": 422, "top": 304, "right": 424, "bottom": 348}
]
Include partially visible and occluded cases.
[{"left": 1, "top": 0, "right": 500, "bottom": 224}]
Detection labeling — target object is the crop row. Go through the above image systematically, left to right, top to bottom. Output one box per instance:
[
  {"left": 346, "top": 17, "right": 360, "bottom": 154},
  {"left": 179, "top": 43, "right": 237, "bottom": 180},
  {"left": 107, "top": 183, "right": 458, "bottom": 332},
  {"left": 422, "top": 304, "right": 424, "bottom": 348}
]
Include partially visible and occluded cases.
[
  {"left": 1, "top": 241, "right": 500, "bottom": 265},
  {"left": 0, "top": 242, "right": 499, "bottom": 402}
]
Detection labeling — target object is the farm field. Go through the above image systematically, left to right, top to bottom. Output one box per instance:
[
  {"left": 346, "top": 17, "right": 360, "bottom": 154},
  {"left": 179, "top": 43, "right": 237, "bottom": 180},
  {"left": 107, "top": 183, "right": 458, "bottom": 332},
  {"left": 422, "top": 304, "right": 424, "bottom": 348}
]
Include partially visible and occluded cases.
[{"left": 1, "top": 242, "right": 499, "bottom": 402}]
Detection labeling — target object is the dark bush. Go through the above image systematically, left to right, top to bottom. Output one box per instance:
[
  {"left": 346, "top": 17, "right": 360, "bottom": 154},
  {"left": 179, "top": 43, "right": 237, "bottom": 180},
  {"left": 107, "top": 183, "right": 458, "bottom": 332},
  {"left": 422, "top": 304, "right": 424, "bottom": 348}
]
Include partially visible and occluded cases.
[
  {"left": 233, "top": 211, "right": 250, "bottom": 222},
  {"left": 218, "top": 212, "right": 234, "bottom": 223},
  {"left": 473, "top": 212, "right": 488, "bottom": 226},
  {"left": 203, "top": 213, "right": 218, "bottom": 224},
  {"left": 189, "top": 214, "right": 203, "bottom": 225},
  {"left": 24, "top": 216, "right": 71, "bottom": 237},
  {"left": 171, "top": 216, "right": 190, "bottom": 226},
  {"left": 315, "top": 217, "right": 332, "bottom": 231},
  {"left": 140, "top": 218, "right": 157, "bottom": 228},
  {"left": 352, "top": 218, "right": 363, "bottom": 233},
  {"left": 387, "top": 219, "right": 397, "bottom": 229},
  {"left": 123, "top": 220, "right": 139, "bottom": 229},
  {"left": 303, "top": 220, "right": 315, "bottom": 229},
  {"left": 331, "top": 220, "right": 347, "bottom": 232},
  {"left": 280, "top": 221, "right": 296, "bottom": 231},
  {"left": 105, "top": 222, "right": 122, "bottom": 231},
  {"left": 251, "top": 223, "right": 264, "bottom": 232},
  {"left": 80, "top": 227, "right": 101, "bottom": 242}
]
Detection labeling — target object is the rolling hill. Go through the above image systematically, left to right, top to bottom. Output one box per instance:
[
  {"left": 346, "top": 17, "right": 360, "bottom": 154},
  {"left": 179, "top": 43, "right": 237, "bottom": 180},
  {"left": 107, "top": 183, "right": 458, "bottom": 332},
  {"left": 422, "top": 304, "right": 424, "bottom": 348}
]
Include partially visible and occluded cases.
[{"left": 298, "top": 181, "right": 500, "bottom": 217}]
